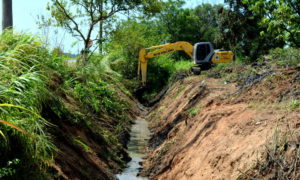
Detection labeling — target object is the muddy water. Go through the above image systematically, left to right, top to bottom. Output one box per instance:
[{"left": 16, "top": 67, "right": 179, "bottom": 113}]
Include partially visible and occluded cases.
[{"left": 117, "top": 117, "right": 150, "bottom": 180}]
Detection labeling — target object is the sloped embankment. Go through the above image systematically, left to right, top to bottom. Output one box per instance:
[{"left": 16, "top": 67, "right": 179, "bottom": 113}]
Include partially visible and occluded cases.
[
  {"left": 0, "top": 30, "right": 143, "bottom": 179},
  {"left": 141, "top": 67, "right": 300, "bottom": 179},
  {"left": 43, "top": 72, "right": 143, "bottom": 180},
  {"left": 44, "top": 88, "right": 141, "bottom": 180}
]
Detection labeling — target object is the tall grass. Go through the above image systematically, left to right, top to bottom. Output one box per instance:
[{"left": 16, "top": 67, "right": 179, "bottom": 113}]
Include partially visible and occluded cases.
[
  {"left": 0, "top": 29, "right": 136, "bottom": 178},
  {"left": 0, "top": 30, "right": 55, "bottom": 178}
]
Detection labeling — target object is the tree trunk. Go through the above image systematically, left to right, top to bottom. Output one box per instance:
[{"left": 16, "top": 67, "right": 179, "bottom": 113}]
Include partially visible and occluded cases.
[
  {"left": 2, "top": 0, "right": 13, "bottom": 30},
  {"left": 99, "top": 1, "right": 103, "bottom": 54},
  {"left": 99, "top": 20, "right": 103, "bottom": 54}
]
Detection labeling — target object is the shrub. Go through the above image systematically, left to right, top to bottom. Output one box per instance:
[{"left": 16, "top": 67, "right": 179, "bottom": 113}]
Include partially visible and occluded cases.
[{"left": 268, "top": 48, "right": 300, "bottom": 67}]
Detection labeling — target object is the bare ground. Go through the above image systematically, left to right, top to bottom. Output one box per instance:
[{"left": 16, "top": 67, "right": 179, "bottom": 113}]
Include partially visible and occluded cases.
[{"left": 140, "top": 68, "right": 300, "bottom": 180}]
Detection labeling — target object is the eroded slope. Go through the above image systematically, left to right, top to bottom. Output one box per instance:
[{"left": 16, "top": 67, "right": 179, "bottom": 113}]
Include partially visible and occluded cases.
[{"left": 141, "top": 67, "right": 300, "bottom": 180}]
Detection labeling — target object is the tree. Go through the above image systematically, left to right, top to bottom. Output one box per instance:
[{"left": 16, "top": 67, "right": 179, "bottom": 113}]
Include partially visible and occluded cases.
[
  {"left": 2, "top": 0, "right": 13, "bottom": 30},
  {"left": 46, "top": 0, "right": 162, "bottom": 58},
  {"left": 98, "top": 0, "right": 104, "bottom": 54},
  {"left": 218, "top": 0, "right": 285, "bottom": 60},
  {"left": 224, "top": 0, "right": 243, "bottom": 11},
  {"left": 244, "top": 0, "right": 300, "bottom": 47},
  {"left": 156, "top": 1, "right": 222, "bottom": 59},
  {"left": 157, "top": 1, "right": 222, "bottom": 44},
  {"left": 193, "top": 4, "right": 223, "bottom": 46},
  {"left": 108, "top": 19, "right": 166, "bottom": 79},
  {"left": 108, "top": 19, "right": 173, "bottom": 93}
]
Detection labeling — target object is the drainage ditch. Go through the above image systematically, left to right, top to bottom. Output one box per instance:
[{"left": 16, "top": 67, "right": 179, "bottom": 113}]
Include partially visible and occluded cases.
[{"left": 117, "top": 117, "right": 150, "bottom": 180}]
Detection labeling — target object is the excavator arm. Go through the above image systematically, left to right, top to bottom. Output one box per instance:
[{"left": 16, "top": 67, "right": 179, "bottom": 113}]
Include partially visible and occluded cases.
[{"left": 138, "top": 41, "right": 194, "bottom": 85}]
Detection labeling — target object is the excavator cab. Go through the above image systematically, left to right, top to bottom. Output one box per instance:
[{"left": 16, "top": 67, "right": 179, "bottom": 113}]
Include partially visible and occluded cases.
[
  {"left": 190, "top": 42, "right": 214, "bottom": 74},
  {"left": 191, "top": 42, "right": 234, "bottom": 74},
  {"left": 193, "top": 42, "right": 234, "bottom": 64},
  {"left": 194, "top": 42, "right": 214, "bottom": 64}
]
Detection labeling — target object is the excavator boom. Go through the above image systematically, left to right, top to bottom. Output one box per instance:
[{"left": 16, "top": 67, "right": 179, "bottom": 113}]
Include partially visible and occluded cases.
[{"left": 138, "top": 41, "right": 194, "bottom": 85}]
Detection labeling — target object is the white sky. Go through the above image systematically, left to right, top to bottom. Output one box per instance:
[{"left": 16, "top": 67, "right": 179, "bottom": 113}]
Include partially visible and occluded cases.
[{"left": 0, "top": 0, "right": 224, "bottom": 53}]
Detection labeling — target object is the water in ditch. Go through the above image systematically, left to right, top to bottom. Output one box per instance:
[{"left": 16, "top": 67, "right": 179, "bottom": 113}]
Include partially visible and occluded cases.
[{"left": 117, "top": 117, "right": 150, "bottom": 180}]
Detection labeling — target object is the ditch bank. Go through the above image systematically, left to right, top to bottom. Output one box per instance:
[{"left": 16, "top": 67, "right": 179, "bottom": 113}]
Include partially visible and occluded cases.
[
  {"left": 139, "top": 66, "right": 300, "bottom": 179},
  {"left": 42, "top": 72, "right": 145, "bottom": 180}
]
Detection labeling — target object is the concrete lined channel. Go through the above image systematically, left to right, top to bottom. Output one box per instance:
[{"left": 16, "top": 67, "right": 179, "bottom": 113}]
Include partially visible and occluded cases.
[{"left": 117, "top": 117, "right": 150, "bottom": 180}]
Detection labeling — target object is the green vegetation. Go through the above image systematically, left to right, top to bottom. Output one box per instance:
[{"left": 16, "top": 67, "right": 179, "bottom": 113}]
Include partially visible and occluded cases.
[
  {"left": 1, "top": 0, "right": 300, "bottom": 178},
  {"left": 44, "top": 0, "right": 163, "bottom": 59},
  {"left": 105, "top": 0, "right": 300, "bottom": 102},
  {"left": 246, "top": 0, "right": 300, "bottom": 47},
  {"left": 157, "top": 1, "right": 222, "bottom": 46},
  {"left": 107, "top": 19, "right": 194, "bottom": 101},
  {"left": 0, "top": 30, "right": 131, "bottom": 179},
  {"left": 0, "top": 30, "right": 56, "bottom": 179},
  {"left": 268, "top": 48, "right": 300, "bottom": 67},
  {"left": 287, "top": 100, "right": 300, "bottom": 111},
  {"left": 247, "top": 101, "right": 300, "bottom": 112},
  {"left": 188, "top": 106, "right": 201, "bottom": 118},
  {"left": 239, "top": 128, "right": 300, "bottom": 179},
  {"left": 72, "top": 138, "right": 92, "bottom": 152},
  {"left": 0, "top": 159, "right": 20, "bottom": 178}
]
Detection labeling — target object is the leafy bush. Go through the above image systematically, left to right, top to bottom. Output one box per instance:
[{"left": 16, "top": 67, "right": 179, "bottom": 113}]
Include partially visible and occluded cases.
[
  {"left": 107, "top": 19, "right": 167, "bottom": 79},
  {"left": 268, "top": 48, "right": 300, "bottom": 67},
  {"left": 63, "top": 53, "right": 129, "bottom": 118},
  {"left": 173, "top": 60, "right": 194, "bottom": 71},
  {"left": 73, "top": 80, "right": 127, "bottom": 117},
  {"left": 0, "top": 159, "right": 20, "bottom": 178}
]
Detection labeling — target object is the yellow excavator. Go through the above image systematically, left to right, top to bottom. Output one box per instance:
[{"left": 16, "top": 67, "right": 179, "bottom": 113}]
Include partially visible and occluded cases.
[{"left": 138, "top": 41, "right": 234, "bottom": 85}]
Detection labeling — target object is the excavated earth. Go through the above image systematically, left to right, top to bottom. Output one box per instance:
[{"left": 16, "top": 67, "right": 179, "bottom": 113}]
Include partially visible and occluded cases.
[{"left": 140, "top": 66, "right": 300, "bottom": 180}]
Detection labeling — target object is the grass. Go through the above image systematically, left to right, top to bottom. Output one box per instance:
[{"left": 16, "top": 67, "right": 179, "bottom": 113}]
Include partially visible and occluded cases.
[
  {"left": 0, "top": 30, "right": 132, "bottom": 178},
  {"left": 0, "top": 30, "right": 56, "bottom": 179},
  {"left": 204, "top": 48, "right": 300, "bottom": 86},
  {"left": 173, "top": 60, "right": 194, "bottom": 72},
  {"left": 171, "top": 84, "right": 186, "bottom": 99},
  {"left": 287, "top": 99, "right": 300, "bottom": 111},
  {"left": 248, "top": 100, "right": 300, "bottom": 112},
  {"left": 157, "top": 105, "right": 166, "bottom": 114},
  {"left": 188, "top": 106, "right": 201, "bottom": 118},
  {"left": 239, "top": 126, "right": 300, "bottom": 179},
  {"left": 72, "top": 138, "right": 92, "bottom": 152},
  {"left": 158, "top": 140, "right": 175, "bottom": 158}
]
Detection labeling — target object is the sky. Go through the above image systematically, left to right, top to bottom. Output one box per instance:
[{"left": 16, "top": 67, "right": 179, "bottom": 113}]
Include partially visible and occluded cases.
[{"left": 0, "top": 0, "right": 224, "bottom": 53}]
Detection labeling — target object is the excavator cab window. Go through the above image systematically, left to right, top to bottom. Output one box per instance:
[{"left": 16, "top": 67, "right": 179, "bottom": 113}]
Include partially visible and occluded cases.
[{"left": 194, "top": 42, "right": 214, "bottom": 63}]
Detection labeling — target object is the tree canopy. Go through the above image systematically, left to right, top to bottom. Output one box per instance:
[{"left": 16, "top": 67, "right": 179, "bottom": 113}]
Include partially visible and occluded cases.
[
  {"left": 42, "top": 0, "right": 300, "bottom": 61},
  {"left": 46, "top": 0, "right": 163, "bottom": 56},
  {"left": 245, "top": 0, "right": 300, "bottom": 47}
]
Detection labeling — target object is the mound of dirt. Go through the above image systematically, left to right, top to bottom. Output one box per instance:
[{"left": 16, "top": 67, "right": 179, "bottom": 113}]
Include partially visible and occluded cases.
[{"left": 141, "top": 68, "right": 300, "bottom": 180}]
